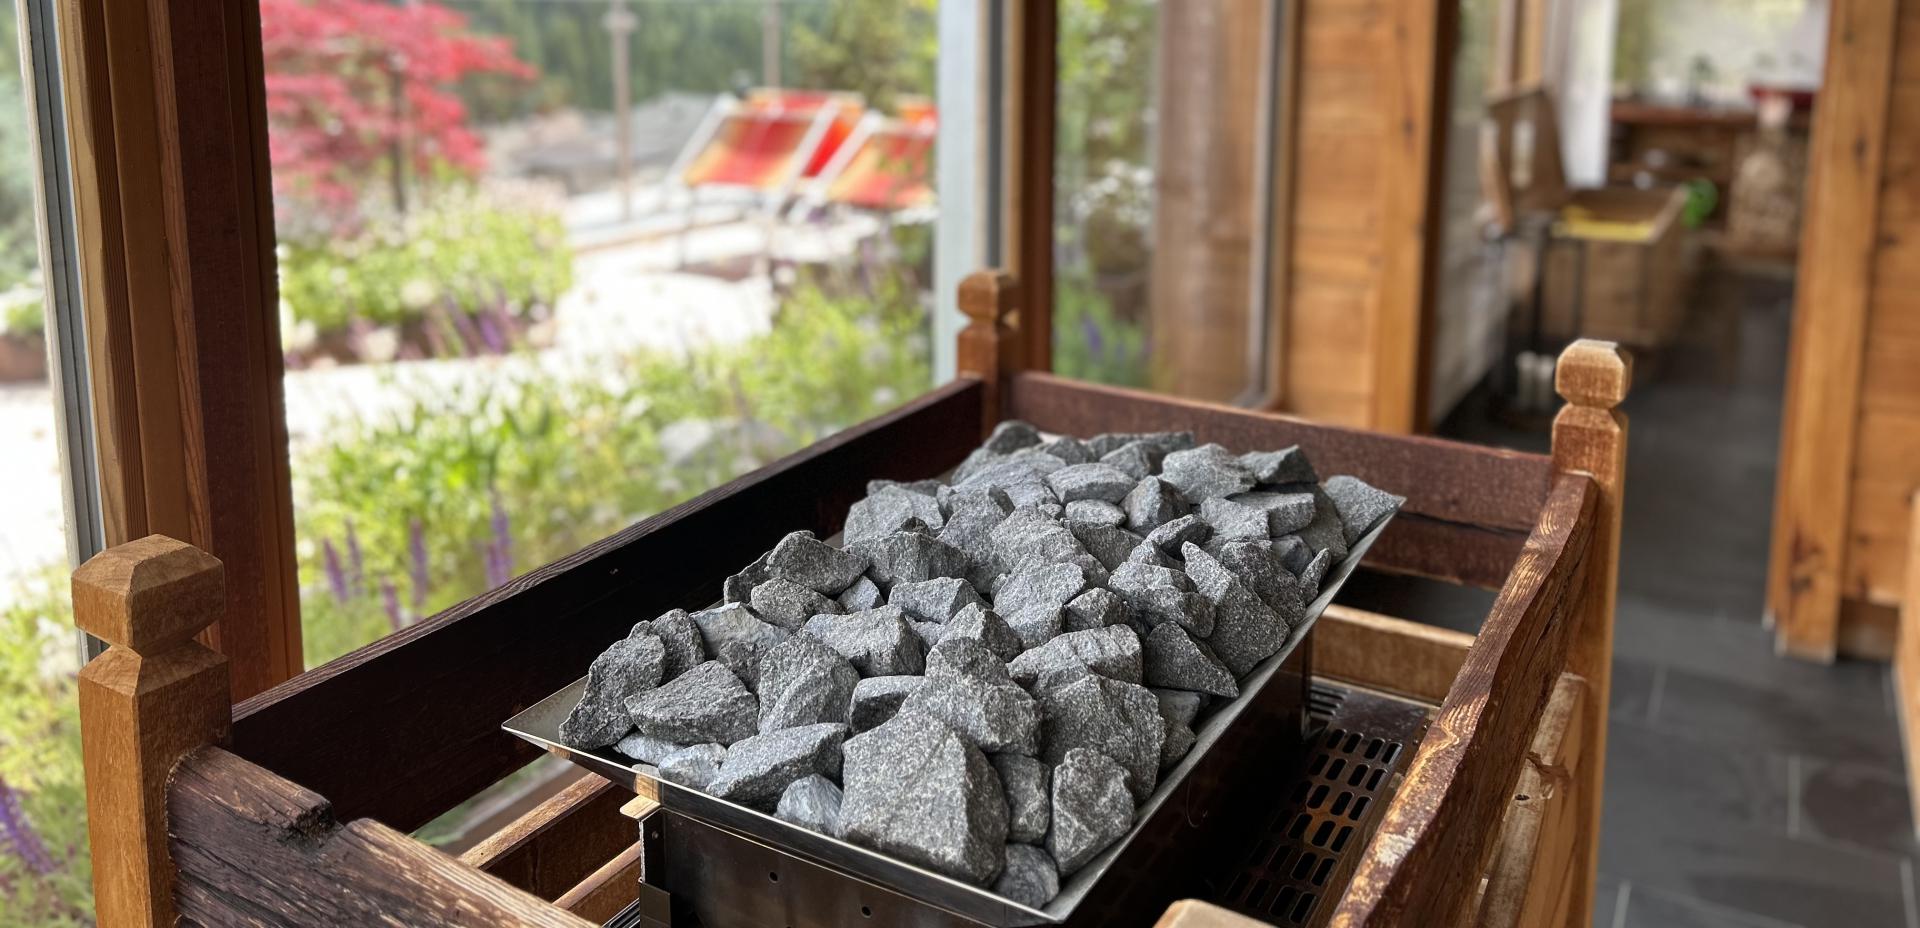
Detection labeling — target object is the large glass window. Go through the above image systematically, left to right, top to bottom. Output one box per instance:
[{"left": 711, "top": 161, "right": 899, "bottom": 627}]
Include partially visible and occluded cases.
[
  {"left": 0, "top": 0, "right": 91, "bottom": 920},
  {"left": 260, "top": 0, "right": 943, "bottom": 669},
  {"left": 1051, "top": 0, "right": 1272, "bottom": 403}
]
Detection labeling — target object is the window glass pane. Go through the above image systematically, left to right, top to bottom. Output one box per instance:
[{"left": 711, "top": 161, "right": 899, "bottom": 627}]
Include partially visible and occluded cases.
[
  {"left": 0, "top": 0, "right": 91, "bottom": 920},
  {"left": 263, "top": 0, "right": 939, "bottom": 675},
  {"left": 1052, "top": 0, "right": 1268, "bottom": 403}
]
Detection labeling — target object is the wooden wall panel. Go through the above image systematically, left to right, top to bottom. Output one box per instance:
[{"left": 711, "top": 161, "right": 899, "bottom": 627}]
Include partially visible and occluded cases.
[
  {"left": 1273, "top": 0, "right": 1447, "bottom": 433},
  {"left": 1768, "top": 0, "right": 1901, "bottom": 661}
]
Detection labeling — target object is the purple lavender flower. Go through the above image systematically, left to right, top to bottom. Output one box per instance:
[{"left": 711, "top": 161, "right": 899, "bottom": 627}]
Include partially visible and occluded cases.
[
  {"left": 448, "top": 306, "right": 480, "bottom": 357},
  {"left": 477, "top": 308, "right": 506, "bottom": 355},
  {"left": 1082, "top": 315, "right": 1105, "bottom": 360},
  {"left": 484, "top": 492, "right": 513, "bottom": 588},
  {"left": 408, "top": 519, "right": 429, "bottom": 610},
  {"left": 345, "top": 520, "right": 365, "bottom": 593},
  {"left": 322, "top": 539, "right": 349, "bottom": 604},
  {"left": 381, "top": 578, "right": 405, "bottom": 633},
  {"left": 0, "top": 776, "right": 55, "bottom": 877}
]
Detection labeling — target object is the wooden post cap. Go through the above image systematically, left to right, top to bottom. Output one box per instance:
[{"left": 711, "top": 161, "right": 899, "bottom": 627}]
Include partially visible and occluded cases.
[
  {"left": 958, "top": 269, "right": 1019, "bottom": 323},
  {"left": 1555, "top": 339, "right": 1632, "bottom": 410},
  {"left": 73, "top": 534, "right": 224, "bottom": 652}
]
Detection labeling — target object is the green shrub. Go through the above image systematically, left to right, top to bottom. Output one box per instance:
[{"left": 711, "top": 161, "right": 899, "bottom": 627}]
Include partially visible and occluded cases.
[
  {"left": 278, "top": 185, "right": 574, "bottom": 335},
  {"left": 296, "top": 256, "right": 931, "bottom": 666},
  {"left": 1052, "top": 269, "right": 1148, "bottom": 388},
  {"left": 0, "top": 574, "right": 90, "bottom": 927}
]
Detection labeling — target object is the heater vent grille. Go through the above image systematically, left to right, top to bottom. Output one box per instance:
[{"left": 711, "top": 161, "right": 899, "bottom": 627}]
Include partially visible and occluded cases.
[{"left": 1216, "top": 683, "right": 1430, "bottom": 927}]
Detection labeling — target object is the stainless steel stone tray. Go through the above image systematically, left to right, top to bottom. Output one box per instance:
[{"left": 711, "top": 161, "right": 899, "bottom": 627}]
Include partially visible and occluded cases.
[{"left": 505, "top": 510, "right": 1394, "bottom": 927}]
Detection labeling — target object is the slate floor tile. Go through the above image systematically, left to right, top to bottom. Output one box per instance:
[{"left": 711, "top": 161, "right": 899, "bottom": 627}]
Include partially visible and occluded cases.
[
  {"left": 1652, "top": 665, "right": 1905, "bottom": 769},
  {"left": 1794, "top": 756, "right": 1920, "bottom": 859},
  {"left": 1620, "top": 882, "right": 1810, "bottom": 928}
]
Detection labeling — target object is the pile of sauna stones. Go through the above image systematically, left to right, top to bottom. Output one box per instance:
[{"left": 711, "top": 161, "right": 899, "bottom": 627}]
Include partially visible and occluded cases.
[{"left": 559, "top": 421, "right": 1402, "bottom": 908}]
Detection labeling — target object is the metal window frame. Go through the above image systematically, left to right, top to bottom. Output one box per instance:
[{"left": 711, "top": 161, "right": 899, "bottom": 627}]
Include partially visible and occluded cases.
[{"left": 932, "top": 0, "right": 1007, "bottom": 383}]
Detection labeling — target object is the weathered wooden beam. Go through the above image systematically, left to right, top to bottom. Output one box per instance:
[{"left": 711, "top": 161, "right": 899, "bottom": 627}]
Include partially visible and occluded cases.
[
  {"left": 1549, "top": 339, "right": 1631, "bottom": 924},
  {"left": 1329, "top": 472, "right": 1598, "bottom": 926},
  {"left": 75, "top": 535, "right": 231, "bottom": 928},
  {"left": 1314, "top": 605, "right": 1474, "bottom": 704},
  {"left": 1475, "top": 674, "right": 1588, "bottom": 927},
  {"left": 168, "top": 747, "right": 592, "bottom": 927}
]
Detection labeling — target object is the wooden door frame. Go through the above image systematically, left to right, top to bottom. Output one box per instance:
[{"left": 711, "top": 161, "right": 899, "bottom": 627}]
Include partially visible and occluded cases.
[{"left": 56, "top": 0, "right": 300, "bottom": 697}]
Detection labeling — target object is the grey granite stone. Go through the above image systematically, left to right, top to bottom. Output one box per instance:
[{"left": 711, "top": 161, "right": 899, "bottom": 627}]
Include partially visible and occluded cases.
[
  {"left": 984, "top": 420, "right": 1043, "bottom": 454},
  {"left": 1087, "top": 430, "right": 1194, "bottom": 459},
  {"left": 1030, "top": 436, "right": 1095, "bottom": 465},
  {"left": 1098, "top": 442, "right": 1154, "bottom": 480},
  {"left": 1160, "top": 443, "right": 1256, "bottom": 502},
  {"left": 1240, "top": 445, "right": 1317, "bottom": 485},
  {"left": 950, "top": 447, "right": 1005, "bottom": 485},
  {"left": 955, "top": 457, "right": 1057, "bottom": 510},
  {"left": 1046, "top": 463, "right": 1135, "bottom": 504},
  {"left": 1323, "top": 475, "right": 1403, "bottom": 544},
  {"left": 1122, "top": 476, "right": 1188, "bottom": 534},
  {"left": 867, "top": 478, "right": 943, "bottom": 497},
  {"left": 939, "top": 487, "right": 1017, "bottom": 589},
  {"left": 1294, "top": 487, "right": 1351, "bottom": 562},
  {"left": 845, "top": 488, "right": 946, "bottom": 544},
  {"left": 1226, "top": 490, "right": 1318, "bottom": 536},
  {"left": 1199, "top": 496, "right": 1270, "bottom": 543},
  {"left": 1064, "top": 498, "right": 1126, "bottom": 528},
  {"left": 989, "top": 508, "right": 1092, "bottom": 580},
  {"left": 1143, "top": 514, "right": 1213, "bottom": 558},
  {"left": 1070, "top": 522, "right": 1143, "bottom": 573},
  {"left": 767, "top": 530, "right": 869, "bottom": 595},
  {"left": 853, "top": 530, "right": 970, "bottom": 593},
  {"left": 1273, "top": 534, "right": 1312, "bottom": 575},
  {"left": 1124, "top": 538, "right": 1177, "bottom": 569},
  {"left": 1212, "top": 540, "right": 1306, "bottom": 617},
  {"left": 1182, "top": 543, "right": 1289, "bottom": 676},
  {"left": 1300, "top": 548, "right": 1333, "bottom": 599},
  {"left": 722, "top": 550, "right": 773, "bottom": 605},
  {"left": 1107, "top": 561, "right": 1215, "bottom": 637},
  {"left": 993, "top": 562, "right": 1086, "bottom": 648},
  {"left": 836, "top": 575, "right": 885, "bottom": 613},
  {"left": 890, "top": 576, "right": 988, "bottom": 623},
  {"left": 749, "top": 577, "right": 843, "bottom": 630},
  {"left": 1063, "top": 588, "right": 1130, "bottom": 633},
  {"left": 690, "top": 602, "right": 792, "bottom": 691},
  {"left": 943, "top": 603, "right": 1025, "bottom": 662},
  {"left": 802, "top": 606, "right": 926, "bottom": 677},
  {"left": 635, "top": 608, "right": 706, "bottom": 682},
  {"left": 909, "top": 620, "right": 947, "bottom": 648},
  {"left": 1142, "top": 623, "right": 1239, "bottom": 697},
  {"left": 1008, "top": 626, "right": 1142, "bottom": 687},
  {"left": 561, "top": 634, "right": 666, "bottom": 748},
  {"left": 756, "top": 634, "right": 860, "bottom": 732},
  {"left": 925, "top": 637, "right": 1016, "bottom": 686},
  {"left": 625, "top": 660, "right": 758, "bottom": 746},
  {"left": 900, "top": 664, "right": 1042, "bottom": 755},
  {"left": 1037, "top": 671, "right": 1164, "bottom": 802},
  {"left": 849, "top": 675, "right": 925, "bottom": 733},
  {"left": 1151, "top": 687, "right": 1208, "bottom": 729},
  {"left": 839, "top": 713, "right": 1010, "bottom": 885},
  {"left": 1160, "top": 719, "right": 1196, "bottom": 771},
  {"left": 707, "top": 722, "right": 847, "bottom": 812},
  {"left": 613, "top": 732, "right": 690, "bottom": 765},
  {"left": 657, "top": 743, "right": 727, "bottom": 790},
  {"left": 1048, "top": 747, "right": 1136, "bottom": 875},
  {"left": 992, "top": 754, "right": 1051, "bottom": 845},
  {"left": 775, "top": 774, "right": 844, "bottom": 835},
  {"left": 993, "top": 844, "right": 1060, "bottom": 908}
]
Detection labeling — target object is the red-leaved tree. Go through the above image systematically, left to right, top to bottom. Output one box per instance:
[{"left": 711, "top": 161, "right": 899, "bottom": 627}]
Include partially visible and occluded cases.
[{"left": 260, "top": 0, "right": 533, "bottom": 229}]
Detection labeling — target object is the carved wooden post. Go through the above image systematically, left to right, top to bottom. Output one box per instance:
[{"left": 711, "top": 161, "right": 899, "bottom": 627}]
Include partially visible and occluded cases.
[
  {"left": 956, "top": 268, "right": 1022, "bottom": 438},
  {"left": 1548, "top": 339, "right": 1630, "bottom": 928},
  {"left": 75, "top": 535, "right": 231, "bottom": 928}
]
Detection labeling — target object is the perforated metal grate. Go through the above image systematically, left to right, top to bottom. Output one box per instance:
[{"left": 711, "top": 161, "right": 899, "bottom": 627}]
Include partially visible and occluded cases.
[{"left": 1215, "top": 683, "right": 1432, "bottom": 927}]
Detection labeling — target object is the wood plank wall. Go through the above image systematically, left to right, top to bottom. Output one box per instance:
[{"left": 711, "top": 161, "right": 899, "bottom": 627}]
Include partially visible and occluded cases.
[
  {"left": 1275, "top": 0, "right": 1447, "bottom": 432},
  {"left": 1769, "top": 0, "right": 1914, "bottom": 661}
]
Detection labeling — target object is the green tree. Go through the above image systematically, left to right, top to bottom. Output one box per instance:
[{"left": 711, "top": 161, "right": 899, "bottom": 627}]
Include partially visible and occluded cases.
[{"left": 789, "top": 0, "right": 937, "bottom": 111}]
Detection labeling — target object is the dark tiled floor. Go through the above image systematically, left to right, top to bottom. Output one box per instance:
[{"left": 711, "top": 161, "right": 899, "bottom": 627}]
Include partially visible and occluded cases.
[{"left": 1420, "top": 269, "right": 1917, "bottom": 927}]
